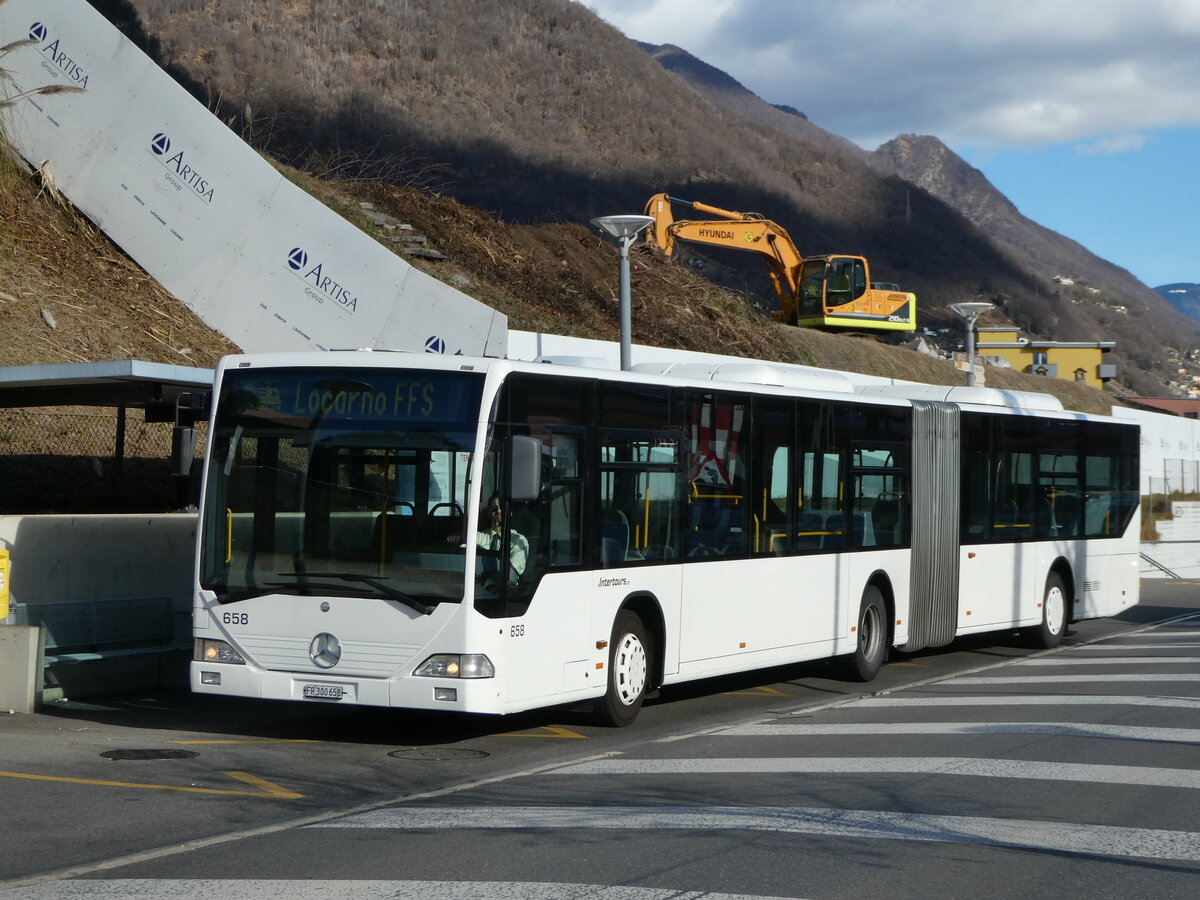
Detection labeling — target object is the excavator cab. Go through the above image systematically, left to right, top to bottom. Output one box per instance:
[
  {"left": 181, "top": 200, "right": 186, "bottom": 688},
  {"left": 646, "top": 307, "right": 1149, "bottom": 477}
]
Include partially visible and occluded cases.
[
  {"left": 795, "top": 254, "right": 914, "bottom": 330},
  {"left": 798, "top": 256, "right": 867, "bottom": 316},
  {"left": 825, "top": 257, "right": 868, "bottom": 307}
]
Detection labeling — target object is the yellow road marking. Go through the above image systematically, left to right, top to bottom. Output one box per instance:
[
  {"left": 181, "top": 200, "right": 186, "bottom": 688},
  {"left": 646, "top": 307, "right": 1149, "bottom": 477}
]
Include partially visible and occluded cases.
[
  {"left": 887, "top": 661, "right": 925, "bottom": 667},
  {"left": 724, "top": 686, "right": 792, "bottom": 697},
  {"left": 501, "top": 725, "right": 587, "bottom": 739},
  {"left": 169, "top": 739, "right": 322, "bottom": 745},
  {"left": 0, "top": 769, "right": 303, "bottom": 799},
  {"left": 224, "top": 771, "right": 305, "bottom": 798}
]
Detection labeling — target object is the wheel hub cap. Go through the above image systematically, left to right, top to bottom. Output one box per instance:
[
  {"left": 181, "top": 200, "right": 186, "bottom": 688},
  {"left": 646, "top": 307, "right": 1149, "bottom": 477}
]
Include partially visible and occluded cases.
[{"left": 614, "top": 633, "right": 647, "bottom": 706}]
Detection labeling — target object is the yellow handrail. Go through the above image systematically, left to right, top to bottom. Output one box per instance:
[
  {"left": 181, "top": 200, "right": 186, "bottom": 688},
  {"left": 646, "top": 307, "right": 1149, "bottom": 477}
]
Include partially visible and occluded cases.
[{"left": 642, "top": 484, "right": 651, "bottom": 549}]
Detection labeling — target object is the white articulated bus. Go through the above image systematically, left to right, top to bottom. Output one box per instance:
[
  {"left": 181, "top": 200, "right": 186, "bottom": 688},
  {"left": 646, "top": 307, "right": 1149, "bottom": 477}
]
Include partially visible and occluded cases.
[{"left": 191, "top": 351, "right": 1140, "bottom": 725}]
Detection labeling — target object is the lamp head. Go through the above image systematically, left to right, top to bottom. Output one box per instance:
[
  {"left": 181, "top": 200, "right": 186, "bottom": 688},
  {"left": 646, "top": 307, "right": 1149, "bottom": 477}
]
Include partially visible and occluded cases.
[
  {"left": 591, "top": 215, "right": 655, "bottom": 240},
  {"left": 949, "top": 301, "right": 994, "bottom": 322}
]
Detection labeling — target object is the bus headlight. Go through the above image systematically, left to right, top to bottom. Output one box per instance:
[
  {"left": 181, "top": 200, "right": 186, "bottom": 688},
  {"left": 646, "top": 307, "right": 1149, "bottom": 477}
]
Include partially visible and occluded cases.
[
  {"left": 194, "top": 638, "right": 245, "bottom": 664},
  {"left": 414, "top": 654, "right": 494, "bottom": 678}
]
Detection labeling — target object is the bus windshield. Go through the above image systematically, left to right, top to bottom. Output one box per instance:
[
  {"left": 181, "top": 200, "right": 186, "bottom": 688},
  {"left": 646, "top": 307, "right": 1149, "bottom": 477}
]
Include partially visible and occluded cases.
[{"left": 199, "top": 367, "right": 484, "bottom": 607}]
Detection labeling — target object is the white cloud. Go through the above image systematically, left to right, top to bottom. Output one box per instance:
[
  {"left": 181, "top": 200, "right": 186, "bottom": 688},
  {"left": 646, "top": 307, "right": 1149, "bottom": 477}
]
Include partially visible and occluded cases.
[
  {"left": 584, "top": 0, "right": 1200, "bottom": 150},
  {"left": 1074, "top": 133, "right": 1151, "bottom": 156}
]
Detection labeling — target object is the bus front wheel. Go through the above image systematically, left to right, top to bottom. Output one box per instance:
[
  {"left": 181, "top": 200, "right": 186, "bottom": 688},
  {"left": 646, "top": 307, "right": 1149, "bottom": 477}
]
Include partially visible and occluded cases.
[
  {"left": 1028, "top": 571, "right": 1068, "bottom": 649},
  {"left": 836, "top": 585, "right": 887, "bottom": 682},
  {"left": 594, "top": 610, "right": 651, "bottom": 727}
]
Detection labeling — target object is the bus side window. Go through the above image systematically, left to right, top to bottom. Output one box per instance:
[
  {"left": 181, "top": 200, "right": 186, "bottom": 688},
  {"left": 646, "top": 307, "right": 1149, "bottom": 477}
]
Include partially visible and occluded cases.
[
  {"left": 687, "top": 392, "right": 750, "bottom": 559},
  {"left": 752, "top": 397, "right": 793, "bottom": 556},
  {"left": 960, "top": 415, "right": 992, "bottom": 541},
  {"left": 1036, "top": 421, "right": 1082, "bottom": 539},
  {"left": 1083, "top": 424, "right": 1137, "bottom": 537},
  {"left": 600, "top": 431, "right": 683, "bottom": 565},
  {"left": 548, "top": 432, "right": 583, "bottom": 568},
  {"left": 850, "top": 445, "right": 908, "bottom": 549}
]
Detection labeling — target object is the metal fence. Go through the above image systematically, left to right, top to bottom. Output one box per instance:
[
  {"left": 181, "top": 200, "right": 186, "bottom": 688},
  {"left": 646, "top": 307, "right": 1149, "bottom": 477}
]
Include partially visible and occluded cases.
[
  {"left": 0, "top": 409, "right": 204, "bottom": 514},
  {"left": 1152, "top": 458, "right": 1200, "bottom": 497}
]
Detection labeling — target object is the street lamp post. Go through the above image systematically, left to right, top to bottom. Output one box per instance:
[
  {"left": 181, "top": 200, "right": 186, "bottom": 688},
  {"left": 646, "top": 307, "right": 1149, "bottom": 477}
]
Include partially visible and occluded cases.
[
  {"left": 591, "top": 214, "right": 655, "bottom": 371},
  {"left": 949, "top": 301, "right": 994, "bottom": 387}
]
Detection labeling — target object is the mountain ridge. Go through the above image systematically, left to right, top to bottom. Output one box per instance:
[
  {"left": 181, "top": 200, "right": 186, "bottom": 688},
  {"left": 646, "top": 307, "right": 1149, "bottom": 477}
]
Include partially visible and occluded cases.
[{"left": 1155, "top": 283, "right": 1200, "bottom": 323}]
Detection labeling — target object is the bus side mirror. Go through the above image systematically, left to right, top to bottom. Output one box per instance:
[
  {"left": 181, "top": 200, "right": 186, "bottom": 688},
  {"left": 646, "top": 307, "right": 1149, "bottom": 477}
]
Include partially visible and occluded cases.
[
  {"left": 171, "top": 391, "right": 210, "bottom": 477},
  {"left": 171, "top": 425, "right": 198, "bottom": 477},
  {"left": 505, "top": 435, "right": 542, "bottom": 501}
]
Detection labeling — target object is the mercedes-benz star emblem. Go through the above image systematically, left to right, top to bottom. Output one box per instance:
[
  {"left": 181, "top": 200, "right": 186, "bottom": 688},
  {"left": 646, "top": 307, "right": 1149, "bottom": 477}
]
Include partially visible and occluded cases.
[{"left": 308, "top": 632, "right": 342, "bottom": 668}]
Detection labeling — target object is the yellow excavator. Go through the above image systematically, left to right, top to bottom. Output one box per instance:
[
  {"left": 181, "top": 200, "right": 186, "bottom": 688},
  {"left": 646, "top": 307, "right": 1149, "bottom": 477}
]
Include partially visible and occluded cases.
[{"left": 645, "top": 193, "right": 916, "bottom": 332}]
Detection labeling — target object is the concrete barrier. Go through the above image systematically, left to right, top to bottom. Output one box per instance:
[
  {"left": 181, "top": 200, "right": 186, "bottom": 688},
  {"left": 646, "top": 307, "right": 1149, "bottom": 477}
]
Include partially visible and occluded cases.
[
  {"left": 0, "top": 514, "right": 197, "bottom": 699},
  {"left": 0, "top": 626, "right": 43, "bottom": 713}
]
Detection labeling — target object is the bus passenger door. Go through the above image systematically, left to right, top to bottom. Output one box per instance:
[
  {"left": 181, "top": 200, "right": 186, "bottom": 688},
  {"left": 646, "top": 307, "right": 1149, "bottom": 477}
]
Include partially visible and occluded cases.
[{"left": 490, "top": 429, "right": 597, "bottom": 709}]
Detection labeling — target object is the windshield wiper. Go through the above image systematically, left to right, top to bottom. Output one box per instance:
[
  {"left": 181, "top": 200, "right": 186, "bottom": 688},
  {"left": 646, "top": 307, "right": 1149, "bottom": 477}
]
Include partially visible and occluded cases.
[
  {"left": 270, "top": 572, "right": 436, "bottom": 616},
  {"left": 205, "top": 583, "right": 279, "bottom": 604}
]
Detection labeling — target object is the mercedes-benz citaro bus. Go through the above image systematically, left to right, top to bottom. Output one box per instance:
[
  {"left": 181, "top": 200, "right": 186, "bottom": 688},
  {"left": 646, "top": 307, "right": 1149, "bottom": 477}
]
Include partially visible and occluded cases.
[{"left": 191, "top": 351, "right": 1140, "bottom": 725}]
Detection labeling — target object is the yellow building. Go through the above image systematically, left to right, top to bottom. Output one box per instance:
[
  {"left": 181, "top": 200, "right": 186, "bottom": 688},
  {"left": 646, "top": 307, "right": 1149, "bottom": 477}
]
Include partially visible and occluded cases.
[{"left": 975, "top": 327, "right": 1116, "bottom": 390}]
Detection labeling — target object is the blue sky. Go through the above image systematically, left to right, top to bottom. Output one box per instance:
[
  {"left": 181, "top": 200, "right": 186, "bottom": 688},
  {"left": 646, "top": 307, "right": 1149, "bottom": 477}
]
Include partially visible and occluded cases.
[{"left": 584, "top": 0, "right": 1200, "bottom": 288}]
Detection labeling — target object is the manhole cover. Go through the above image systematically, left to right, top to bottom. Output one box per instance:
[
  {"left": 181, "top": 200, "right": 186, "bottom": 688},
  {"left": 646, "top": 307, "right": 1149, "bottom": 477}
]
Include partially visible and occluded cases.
[
  {"left": 387, "top": 747, "right": 489, "bottom": 761},
  {"left": 100, "top": 749, "right": 200, "bottom": 761}
]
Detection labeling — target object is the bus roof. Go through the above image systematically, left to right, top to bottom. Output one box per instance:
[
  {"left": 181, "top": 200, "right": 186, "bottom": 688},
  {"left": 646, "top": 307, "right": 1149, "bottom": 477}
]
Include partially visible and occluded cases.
[
  {"left": 216, "top": 350, "right": 1096, "bottom": 418},
  {"left": 856, "top": 383, "right": 1064, "bottom": 412}
]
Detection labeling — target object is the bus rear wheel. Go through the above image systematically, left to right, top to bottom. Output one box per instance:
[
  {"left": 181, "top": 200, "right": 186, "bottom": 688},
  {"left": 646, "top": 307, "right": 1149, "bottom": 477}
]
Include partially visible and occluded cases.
[
  {"left": 836, "top": 585, "right": 887, "bottom": 682},
  {"left": 594, "top": 610, "right": 651, "bottom": 727}
]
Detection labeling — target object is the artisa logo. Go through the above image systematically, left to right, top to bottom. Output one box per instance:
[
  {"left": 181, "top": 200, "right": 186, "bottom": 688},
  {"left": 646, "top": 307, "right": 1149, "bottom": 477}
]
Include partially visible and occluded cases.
[
  {"left": 30, "top": 23, "right": 89, "bottom": 88},
  {"left": 150, "top": 133, "right": 216, "bottom": 203},
  {"left": 288, "top": 248, "right": 360, "bottom": 314}
]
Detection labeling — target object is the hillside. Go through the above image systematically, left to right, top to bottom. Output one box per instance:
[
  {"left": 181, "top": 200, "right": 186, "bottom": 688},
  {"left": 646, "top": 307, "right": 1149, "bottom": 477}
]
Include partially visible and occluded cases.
[
  {"left": 105, "top": 0, "right": 1197, "bottom": 395},
  {"left": 105, "top": 0, "right": 1185, "bottom": 392},
  {"left": 0, "top": 99, "right": 1117, "bottom": 421}
]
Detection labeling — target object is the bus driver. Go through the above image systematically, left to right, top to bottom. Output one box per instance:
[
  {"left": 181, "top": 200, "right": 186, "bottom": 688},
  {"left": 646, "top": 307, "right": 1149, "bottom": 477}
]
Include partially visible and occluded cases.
[{"left": 449, "top": 492, "right": 528, "bottom": 588}]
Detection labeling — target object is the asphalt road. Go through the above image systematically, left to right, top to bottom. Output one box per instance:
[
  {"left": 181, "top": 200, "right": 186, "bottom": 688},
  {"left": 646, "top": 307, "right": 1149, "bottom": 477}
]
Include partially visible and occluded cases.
[{"left": 1, "top": 580, "right": 1197, "bottom": 898}]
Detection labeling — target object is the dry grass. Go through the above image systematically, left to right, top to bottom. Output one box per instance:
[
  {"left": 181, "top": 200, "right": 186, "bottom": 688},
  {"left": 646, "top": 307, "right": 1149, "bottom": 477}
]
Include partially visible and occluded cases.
[{"left": 0, "top": 143, "right": 238, "bottom": 368}]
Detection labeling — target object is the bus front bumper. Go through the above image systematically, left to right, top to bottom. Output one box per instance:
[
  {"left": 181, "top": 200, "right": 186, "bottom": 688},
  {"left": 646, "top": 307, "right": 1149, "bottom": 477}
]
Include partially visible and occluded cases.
[{"left": 190, "top": 662, "right": 506, "bottom": 713}]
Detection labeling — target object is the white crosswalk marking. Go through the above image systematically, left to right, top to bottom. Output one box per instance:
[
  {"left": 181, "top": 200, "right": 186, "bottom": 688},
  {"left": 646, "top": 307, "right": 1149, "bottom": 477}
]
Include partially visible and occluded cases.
[
  {"left": 1116, "top": 629, "right": 1200, "bottom": 635},
  {"left": 1063, "top": 643, "right": 1200, "bottom": 650},
  {"left": 1011, "top": 656, "right": 1199, "bottom": 665},
  {"left": 948, "top": 673, "right": 1200, "bottom": 684},
  {"left": 853, "top": 694, "right": 1200, "bottom": 709},
  {"left": 721, "top": 722, "right": 1200, "bottom": 742},
  {"left": 548, "top": 757, "right": 1200, "bottom": 788},
  {"left": 310, "top": 806, "right": 1200, "bottom": 861},
  {"left": 1, "top": 882, "right": 801, "bottom": 900}
]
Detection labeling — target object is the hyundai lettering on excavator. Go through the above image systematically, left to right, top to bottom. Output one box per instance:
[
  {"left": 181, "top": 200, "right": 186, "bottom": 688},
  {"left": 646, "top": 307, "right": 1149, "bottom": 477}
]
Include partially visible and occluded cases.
[{"left": 645, "top": 193, "right": 916, "bottom": 332}]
